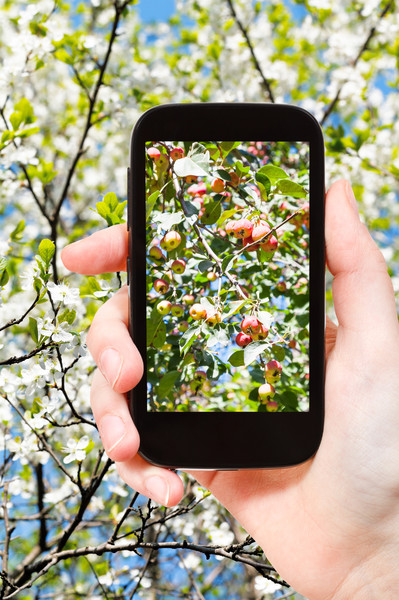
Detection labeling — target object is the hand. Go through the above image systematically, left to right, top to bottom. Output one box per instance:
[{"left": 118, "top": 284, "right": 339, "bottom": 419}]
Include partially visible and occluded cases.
[{"left": 61, "top": 180, "right": 399, "bottom": 600}]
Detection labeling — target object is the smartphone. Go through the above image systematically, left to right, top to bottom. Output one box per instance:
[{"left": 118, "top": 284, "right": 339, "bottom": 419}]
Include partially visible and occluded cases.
[{"left": 127, "top": 103, "right": 325, "bottom": 470}]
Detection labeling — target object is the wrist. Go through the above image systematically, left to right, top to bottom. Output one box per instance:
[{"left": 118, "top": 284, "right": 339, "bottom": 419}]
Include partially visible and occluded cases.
[{"left": 329, "top": 544, "right": 399, "bottom": 600}]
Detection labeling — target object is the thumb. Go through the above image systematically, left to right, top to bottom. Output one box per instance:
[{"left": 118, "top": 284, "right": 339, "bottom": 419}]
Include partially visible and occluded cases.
[{"left": 325, "top": 179, "right": 398, "bottom": 343}]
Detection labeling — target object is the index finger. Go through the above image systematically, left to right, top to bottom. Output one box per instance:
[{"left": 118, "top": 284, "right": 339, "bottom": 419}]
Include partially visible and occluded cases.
[{"left": 61, "top": 223, "right": 128, "bottom": 274}]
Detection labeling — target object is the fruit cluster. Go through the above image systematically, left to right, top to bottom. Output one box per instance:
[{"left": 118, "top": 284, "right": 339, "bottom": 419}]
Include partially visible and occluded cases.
[
  {"left": 145, "top": 140, "right": 310, "bottom": 412},
  {"left": 225, "top": 217, "right": 278, "bottom": 256}
]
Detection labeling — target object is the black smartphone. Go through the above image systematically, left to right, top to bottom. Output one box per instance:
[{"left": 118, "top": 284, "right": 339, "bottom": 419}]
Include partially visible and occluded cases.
[{"left": 127, "top": 103, "right": 325, "bottom": 470}]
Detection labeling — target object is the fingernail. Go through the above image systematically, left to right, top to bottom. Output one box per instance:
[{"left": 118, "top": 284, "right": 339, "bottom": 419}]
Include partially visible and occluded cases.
[
  {"left": 345, "top": 181, "right": 359, "bottom": 215},
  {"left": 99, "top": 347, "right": 122, "bottom": 388},
  {"left": 98, "top": 414, "right": 126, "bottom": 453},
  {"left": 145, "top": 475, "right": 170, "bottom": 505}
]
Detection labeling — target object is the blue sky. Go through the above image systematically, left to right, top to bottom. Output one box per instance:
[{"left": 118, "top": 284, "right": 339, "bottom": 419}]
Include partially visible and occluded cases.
[{"left": 138, "top": 0, "right": 175, "bottom": 22}]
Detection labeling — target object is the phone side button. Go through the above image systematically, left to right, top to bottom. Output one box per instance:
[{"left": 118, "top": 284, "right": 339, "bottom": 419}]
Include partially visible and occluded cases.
[
  {"left": 127, "top": 167, "right": 131, "bottom": 231},
  {"left": 126, "top": 256, "right": 130, "bottom": 286}
]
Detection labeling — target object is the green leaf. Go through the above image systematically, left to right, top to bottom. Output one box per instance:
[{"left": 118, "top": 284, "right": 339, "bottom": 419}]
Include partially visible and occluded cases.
[
  {"left": 54, "top": 48, "right": 74, "bottom": 65},
  {"left": 14, "top": 98, "right": 35, "bottom": 124},
  {"left": 10, "top": 112, "right": 23, "bottom": 131},
  {"left": 18, "top": 126, "right": 40, "bottom": 138},
  {"left": 1, "top": 130, "right": 14, "bottom": 146},
  {"left": 220, "top": 141, "right": 241, "bottom": 157},
  {"left": 187, "top": 142, "right": 211, "bottom": 172},
  {"left": 174, "top": 157, "right": 208, "bottom": 177},
  {"left": 234, "top": 160, "right": 250, "bottom": 176},
  {"left": 258, "top": 165, "right": 289, "bottom": 184},
  {"left": 214, "top": 169, "right": 231, "bottom": 182},
  {"left": 255, "top": 171, "right": 271, "bottom": 197},
  {"left": 275, "top": 179, "right": 307, "bottom": 198},
  {"left": 146, "top": 191, "right": 160, "bottom": 220},
  {"left": 103, "top": 192, "right": 118, "bottom": 212},
  {"left": 200, "top": 200, "right": 222, "bottom": 225},
  {"left": 96, "top": 201, "right": 108, "bottom": 220},
  {"left": 114, "top": 201, "right": 127, "bottom": 219},
  {"left": 217, "top": 208, "right": 238, "bottom": 227},
  {"left": 153, "top": 211, "right": 185, "bottom": 230},
  {"left": 10, "top": 220, "right": 25, "bottom": 242},
  {"left": 38, "top": 239, "right": 55, "bottom": 266},
  {"left": 221, "top": 254, "right": 235, "bottom": 274},
  {"left": 198, "top": 259, "right": 213, "bottom": 273},
  {"left": 0, "top": 269, "right": 9, "bottom": 287},
  {"left": 33, "top": 277, "right": 42, "bottom": 294},
  {"left": 88, "top": 277, "right": 101, "bottom": 292},
  {"left": 199, "top": 296, "right": 215, "bottom": 311},
  {"left": 222, "top": 300, "right": 246, "bottom": 321},
  {"left": 58, "top": 309, "right": 76, "bottom": 325},
  {"left": 147, "top": 310, "right": 164, "bottom": 345},
  {"left": 257, "top": 310, "right": 273, "bottom": 329},
  {"left": 29, "top": 317, "right": 39, "bottom": 344},
  {"left": 152, "top": 320, "right": 166, "bottom": 349},
  {"left": 180, "top": 325, "right": 201, "bottom": 354},
  {"left": 243, "top": 341, "right": 269, "bottom": 367},
  {"left": 272, "top": 344, "right": 285, "bottom": 362},
  {"left": 228, "top": 350, "right": 245, "bottom": 367},
  {"left": 157, "top": 370, "right": 180, "bottom": 398},
  {"left": 279, "top": 390, "right": 298, "bottom": 410}
]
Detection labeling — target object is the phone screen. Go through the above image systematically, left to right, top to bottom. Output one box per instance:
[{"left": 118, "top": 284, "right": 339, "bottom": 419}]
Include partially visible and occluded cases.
[{"left": 145, "top": 140, "right": 309, "bottom": 413}]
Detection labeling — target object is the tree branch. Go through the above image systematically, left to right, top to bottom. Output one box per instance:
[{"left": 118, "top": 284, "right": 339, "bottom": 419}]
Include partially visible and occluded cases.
[
  {"left": 226, "top": 0, "right": 275, "bottom": 103},
  {"left": 321, "top": 0, "right": 395, "bottom": 125}
]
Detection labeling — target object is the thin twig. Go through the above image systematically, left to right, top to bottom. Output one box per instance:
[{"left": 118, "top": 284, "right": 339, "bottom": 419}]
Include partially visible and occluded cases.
[
  {"left": 226, "top": 0, "right": 275, "bottom": 103},
  {"left": 321, "top": 0, "right": 394, "bottom": 125}
]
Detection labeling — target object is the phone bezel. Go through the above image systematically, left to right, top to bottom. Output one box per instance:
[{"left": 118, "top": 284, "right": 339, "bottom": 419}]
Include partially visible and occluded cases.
[{"left": 128, "top": 103, "right": 325, "bottom": 470}]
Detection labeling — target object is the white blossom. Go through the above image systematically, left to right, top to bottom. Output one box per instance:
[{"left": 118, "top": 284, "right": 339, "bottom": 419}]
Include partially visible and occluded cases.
[{"left": 63, "top": 435, "right": 91, "bottom": 464}]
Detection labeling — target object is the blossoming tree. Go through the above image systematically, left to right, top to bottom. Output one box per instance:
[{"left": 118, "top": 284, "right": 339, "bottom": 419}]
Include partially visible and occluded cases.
[{"left": 0, "top": 0, "right": 398, "bottom": 598}]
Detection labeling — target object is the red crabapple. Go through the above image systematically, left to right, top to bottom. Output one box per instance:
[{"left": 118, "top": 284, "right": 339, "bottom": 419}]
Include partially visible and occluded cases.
[
  {"left": 170, "top": 146, "right": 184, "bottom": 161},
  {"left": 147, "top": 147, "right": 161, "bottom": 161},
  {"left": 157, "top": 154, "right": 169, "bottom": 170},
  {"left": 229, "top": 172, "right": 240, "bottom": 187},
  {"left": 186, "top": 175, "right": 197, "bottom": 184},
  {"left": 211, "top": 178, "right": 225, "bottom": 193},
  {"left": 187, "top": 182, "right": 207, "bottom": 196},
  {"left": 233, "top": 219, "right": 253, "bottom": 239},
  {"left": 225, "top": 220, "right": 236, "bottom": 237},
  {"left": 251, "top": 221, "right": 271, "bottom": 242},
  {"left": 161, "top": 231, "right": 181, "bottom": 251},
  {"left": 260, "top": 235, "right": 278, "bottom": 253},
  {"left": 242, "top": 236, "right": 260, "bottom": 251},
  {"left": 149, "top": 246, "right": 164, "bottom": 261},
  {"left": 171, "top": 259, "right": 186, "bottom": 274},
  {"left": 207, "top": 271, "right": 217, "bottom": 281},
  {"left": 154, "top": 279, "right": 169, "bottom": 294},
  {"left": 276, "top": 281, "right": 286, "bottom": 292},
  {"left": 182, "top": 294, "right": 195, "bottom": 305},
  {"left": 157, "top": 300, "right": 171, "bottom": 315},
  {"left": 189, "top": 303, "right": 207, "bottom": 320},
  {"left": 171, "top": 304, "right": 185, "bottom": 317},
  {"left": 206, "top": 311, "right": 222, "bottom": 326},
  {"left": 241, "top": 316, "right": 261, "bottom": 335},
  {"left": 178, "top": 320, "right": 189, "bottom": 332},
  {"left": 251, "top": 323, "right": 269, "bottom": 341},
  {"left": 236, "top": 332, "right": 252, "bottom": 347},
  {"left": 288, "top": 340, "right": 296, "bottom": 349},
  {"left": 265, "top": 360, "right": 282, "bottom": 384},
  {"left": 190, "top": 370, "right": 207, "bottom": 391},
  {"left": 194, "top": 370, "right": 207, "bottom": 381},
  {"left": 258, "top": 383, "right": 275, "bottom": 403},
  {"left": 266, "top": 401, "right": 278, "bottom": 412}
]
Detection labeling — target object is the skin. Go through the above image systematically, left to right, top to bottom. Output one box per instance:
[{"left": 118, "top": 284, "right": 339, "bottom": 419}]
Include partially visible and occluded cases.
[{"left": 61, "top": 180, "right": 399, "bottom": 599}]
